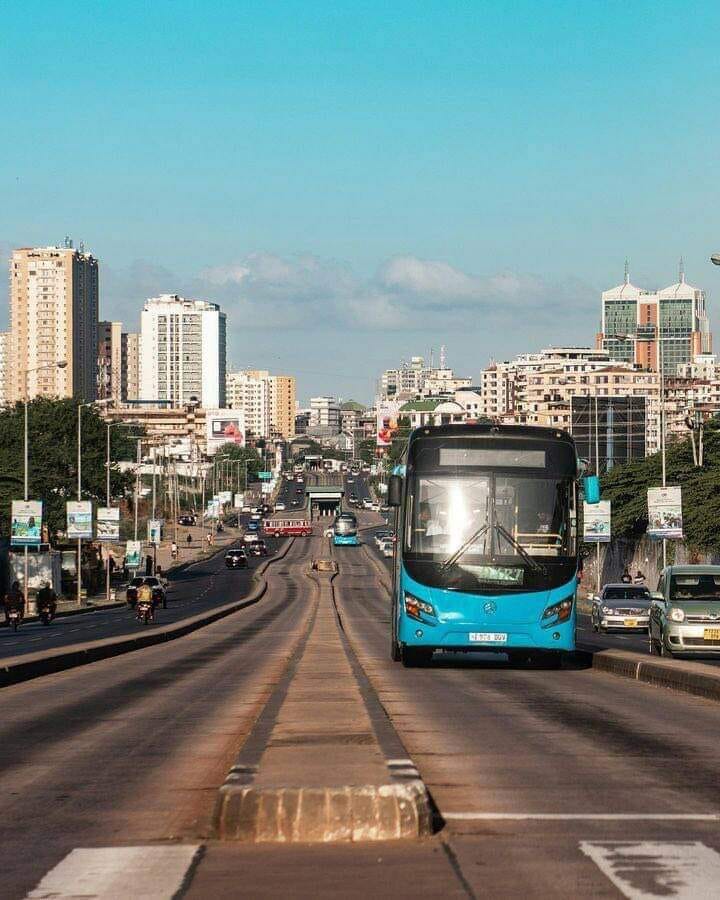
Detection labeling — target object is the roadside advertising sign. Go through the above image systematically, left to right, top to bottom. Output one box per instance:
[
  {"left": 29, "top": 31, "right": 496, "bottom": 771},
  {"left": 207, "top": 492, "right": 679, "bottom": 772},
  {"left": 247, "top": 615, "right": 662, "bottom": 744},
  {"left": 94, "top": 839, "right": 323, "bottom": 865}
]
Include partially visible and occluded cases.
[
  {"left": 376, "top": 399, "right": 402, "bottom": 447},
  {"left": 205, "top": 409, "right": 245, "bottom": 455},
  {"left": 261, "top": 483, "right": 273, "bottom": 494},
  {"left": 647, "top": 486, "right": 683, "bottom": 539},
  {"left": 218, "top": 491, "right": 233, "bottom": 504},
  {"left": 234, "top": 493, "right": 244, "bottom": 509},
  {"left": 10, "top": 500, "right": 43, "bottom": 546},
  {"left": 206, "top": 500, "right": 220, "bottom": 519},
  {"left": 583, "top": 500, "right": 611, "bottom": 543},
  {"left": 66, "top": 501, "right": 93, "bottom": 539},
  {"left": 97, "top": 507, "right": 120, "bottom": 541},
  {"left": 147, "top": 519, "right": 162, "bottom": 544},
  {"left": 125, "top": 540, "right": 142, "bottom": 568}
]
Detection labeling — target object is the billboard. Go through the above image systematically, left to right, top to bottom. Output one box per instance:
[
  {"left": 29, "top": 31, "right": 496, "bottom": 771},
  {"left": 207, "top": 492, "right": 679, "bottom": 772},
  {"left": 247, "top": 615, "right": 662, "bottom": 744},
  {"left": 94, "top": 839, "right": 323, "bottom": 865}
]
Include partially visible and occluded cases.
[
  {"left": 376, "top": 400, "right": 403, "bottom": 448},
  {"left": 206, "top": 409, "right": 245, "bottom": 455},
  {"left": 647, "top": 486, "right": 683, "bottom": 539},
  {"left": 218, "top": 491, "right": 233, "bottom": 505},
  {"left": 234, "top": 493, "right": 244, "bottom": 509},
  {"left": 11, "top": 500, "right": 43, "bottom": 547},
  {"left": 583, "top": 500, "right": 611, "bottom": 543},
  {"left": 66, "top": 501, "right": 93, "bottom": 540},
  {"left": 97, "top": 507, "right": 120, "bottom": 542},
  {"left": 147, "top": 519, "right": 162, "bottom": 544},
  {"left": 125, "top": 540, "right": 142, "bottom": 568}
]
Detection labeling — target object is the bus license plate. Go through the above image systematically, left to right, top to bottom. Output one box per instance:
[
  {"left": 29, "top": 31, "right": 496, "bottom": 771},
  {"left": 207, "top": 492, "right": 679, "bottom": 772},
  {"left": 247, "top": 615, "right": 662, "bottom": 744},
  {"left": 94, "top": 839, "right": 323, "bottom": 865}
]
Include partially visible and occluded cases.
[
  {"left": 704, "top": 628, "right": 720, "bottom": 641},
  {"left": 469, "top": 632, "right": 507, "bottom": 644}
]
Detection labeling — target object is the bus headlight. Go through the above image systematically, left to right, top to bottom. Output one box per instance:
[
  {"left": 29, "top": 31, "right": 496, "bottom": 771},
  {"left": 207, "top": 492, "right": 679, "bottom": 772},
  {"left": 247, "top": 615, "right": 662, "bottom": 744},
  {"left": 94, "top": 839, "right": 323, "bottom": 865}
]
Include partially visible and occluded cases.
[
  {"left": 404, "top": 592, "right": 436, "bottom": 621},
  {"left": 542, "top": 597, "right": 574, "bottom": 625},
  {"left": 669, "top": 607, "right": 685, "bottom": 623}
]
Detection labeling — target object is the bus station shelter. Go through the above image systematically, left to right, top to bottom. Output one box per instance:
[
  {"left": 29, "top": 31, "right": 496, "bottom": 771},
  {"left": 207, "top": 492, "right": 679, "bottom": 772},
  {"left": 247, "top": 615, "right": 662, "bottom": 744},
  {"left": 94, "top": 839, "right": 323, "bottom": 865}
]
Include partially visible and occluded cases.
[{"left": 306, "top": 484, "right": 344, "bottom": 519}]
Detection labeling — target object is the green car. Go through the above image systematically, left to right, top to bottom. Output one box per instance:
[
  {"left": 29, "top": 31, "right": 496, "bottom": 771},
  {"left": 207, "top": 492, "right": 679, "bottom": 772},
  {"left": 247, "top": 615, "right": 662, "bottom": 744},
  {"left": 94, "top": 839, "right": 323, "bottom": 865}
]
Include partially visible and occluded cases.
[{"left": 649, "top": 565, "right": 720, "bottom": 657}]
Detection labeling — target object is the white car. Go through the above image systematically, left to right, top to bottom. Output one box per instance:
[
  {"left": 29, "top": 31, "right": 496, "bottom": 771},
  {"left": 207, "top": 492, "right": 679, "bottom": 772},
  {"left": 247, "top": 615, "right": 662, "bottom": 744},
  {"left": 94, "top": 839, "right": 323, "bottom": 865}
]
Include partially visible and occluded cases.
[
  {"left": 363, "top": 498, "right": 373, "bottom": 509},
  {"left": 275, "top": 502, "right": 286, "bottom": 511},
  {"left": 243, "top": 533, "right": 260, "bottom": 544},
  {"left": 379, "top": 539, "right": 394, "bottom": 558}
]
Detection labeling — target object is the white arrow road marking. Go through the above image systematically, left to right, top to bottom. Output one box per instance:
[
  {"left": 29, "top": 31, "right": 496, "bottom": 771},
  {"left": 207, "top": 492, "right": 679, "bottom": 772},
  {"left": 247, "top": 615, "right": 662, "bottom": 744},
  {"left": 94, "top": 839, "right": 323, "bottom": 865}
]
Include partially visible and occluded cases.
[
  {"left": 580, "top": 841, "right": 720, "bottom": 899},
  {"left": 26, "top": 845, "right": 201, "bottom": 899}
]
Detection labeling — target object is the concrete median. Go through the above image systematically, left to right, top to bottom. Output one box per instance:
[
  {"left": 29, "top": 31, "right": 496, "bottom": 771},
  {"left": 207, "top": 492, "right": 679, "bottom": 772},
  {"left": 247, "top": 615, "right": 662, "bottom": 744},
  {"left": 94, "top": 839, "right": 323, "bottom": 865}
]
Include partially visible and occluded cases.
[
  {"left": 0, "top": 538, "right": 293, "bottom": 689},
  {"left": 213, "top": 560, "right": 433, "bottom": 843},
  {"left": 583, "top": 646, "right": 720, "bottom": 702}
]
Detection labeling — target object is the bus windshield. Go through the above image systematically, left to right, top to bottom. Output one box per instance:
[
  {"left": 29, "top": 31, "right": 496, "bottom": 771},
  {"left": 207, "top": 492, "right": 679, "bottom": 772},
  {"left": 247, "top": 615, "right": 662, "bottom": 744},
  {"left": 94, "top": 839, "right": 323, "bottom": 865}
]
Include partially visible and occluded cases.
[{"left": 404, "top": 473, "right": 573, "bottom": 591}]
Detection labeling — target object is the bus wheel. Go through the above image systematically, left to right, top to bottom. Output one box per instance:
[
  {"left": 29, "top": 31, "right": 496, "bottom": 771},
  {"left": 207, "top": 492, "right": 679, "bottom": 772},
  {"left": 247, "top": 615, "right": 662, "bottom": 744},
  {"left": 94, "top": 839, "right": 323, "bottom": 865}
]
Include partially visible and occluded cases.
[
  {"left": 391, "top": 633, "right": 401, "bottom": 662},
  {"left": 401, "top": 646, "right": 433, "bottom": 668}
]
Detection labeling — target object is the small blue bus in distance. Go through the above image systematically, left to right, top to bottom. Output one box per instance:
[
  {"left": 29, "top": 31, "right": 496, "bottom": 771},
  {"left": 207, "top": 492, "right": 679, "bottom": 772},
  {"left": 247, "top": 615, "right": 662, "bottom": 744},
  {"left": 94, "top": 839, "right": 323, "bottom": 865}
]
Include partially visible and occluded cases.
[
  {"left": 387, "top": 423, "right": 581, "bottom": 668},
  {"left": 333, "top": 513, "right": 359, "bottom": 546}
]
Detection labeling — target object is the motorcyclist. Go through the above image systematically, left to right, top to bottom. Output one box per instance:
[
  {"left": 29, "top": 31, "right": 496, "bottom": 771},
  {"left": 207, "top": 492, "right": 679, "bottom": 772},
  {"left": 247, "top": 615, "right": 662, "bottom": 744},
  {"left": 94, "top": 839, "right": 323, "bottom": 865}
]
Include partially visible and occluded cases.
[
  {"left": 137, "top": 580, "right": 153, "bottom": 609},
  {"left": 4, "top": 581, "right": 24, "bottom": 625},
  {"left": 37, "top": 582, "right": 57, "bottom": 618}
]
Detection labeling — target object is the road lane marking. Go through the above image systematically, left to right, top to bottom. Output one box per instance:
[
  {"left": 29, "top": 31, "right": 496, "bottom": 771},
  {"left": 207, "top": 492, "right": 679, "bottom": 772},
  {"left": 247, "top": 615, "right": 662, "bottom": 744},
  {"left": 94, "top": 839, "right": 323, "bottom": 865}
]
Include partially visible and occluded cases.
[
  {"left": 444, "top": 813, "right": 720, "bottom": 821},
  {"left": 580, "top": 841, "right": 720, "bottom": 899},
  {"left": 26, "top": 845, "right": 201, "bottom": 899}
]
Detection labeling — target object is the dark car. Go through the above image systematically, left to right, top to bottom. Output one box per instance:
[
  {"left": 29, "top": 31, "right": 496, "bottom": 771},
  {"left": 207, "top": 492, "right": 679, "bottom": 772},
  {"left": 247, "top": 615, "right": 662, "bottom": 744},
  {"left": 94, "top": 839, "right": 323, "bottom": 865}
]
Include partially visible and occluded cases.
[
  {"left": 178, "top": 515, "right": 196, "bottom": 526},
  {"left": 247, "top": 520, "right": 259, "bottom": 532},
  {"left": 247, "top": 540, "right": 269, "bottom": 557},
  {"left": 225, "top": 549, "right": 248, "bottom": 569},
  {"left": 126, "top": 576, "right": 167, "bottom": 609},
  {"left": 591, "top": 584, "right": 651, "bottom": 632}
]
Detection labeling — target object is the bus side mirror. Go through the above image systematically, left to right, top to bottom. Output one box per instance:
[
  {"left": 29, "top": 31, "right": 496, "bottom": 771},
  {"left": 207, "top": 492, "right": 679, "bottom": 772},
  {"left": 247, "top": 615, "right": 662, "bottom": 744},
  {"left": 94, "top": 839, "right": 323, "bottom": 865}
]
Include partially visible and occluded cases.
[{"left": 387, "top": 474, "right": 403, "bottom": 508}]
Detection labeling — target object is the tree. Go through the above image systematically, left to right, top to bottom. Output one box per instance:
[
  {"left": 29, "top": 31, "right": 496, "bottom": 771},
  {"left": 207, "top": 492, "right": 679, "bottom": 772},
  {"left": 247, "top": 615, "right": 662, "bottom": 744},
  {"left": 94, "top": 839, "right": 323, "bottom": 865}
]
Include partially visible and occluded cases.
[
  {"left": 0, "top": 398, "right": 137, "bottom": 539},
  {"left": 600, "top": 419, "right": 720, "bottom": 553},
  {"left": 213, "top": 443, "right": 263, "bottom": 487}
]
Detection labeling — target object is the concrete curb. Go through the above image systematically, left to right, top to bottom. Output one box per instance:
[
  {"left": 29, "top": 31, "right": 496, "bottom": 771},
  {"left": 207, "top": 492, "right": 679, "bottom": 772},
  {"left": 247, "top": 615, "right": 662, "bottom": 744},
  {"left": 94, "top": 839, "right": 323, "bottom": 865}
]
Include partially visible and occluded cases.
[
  {"left": 0, "top": 538, "right": 293, "bottom": 689},
  {"left": 213, "top": 556, "right": 434, "bottom": 844},
  {"left": 580, "top": 646, "right": 720, "bottom": 703},
  {"left": 215, "top": 781, "right": 431, "bottom": 843}
]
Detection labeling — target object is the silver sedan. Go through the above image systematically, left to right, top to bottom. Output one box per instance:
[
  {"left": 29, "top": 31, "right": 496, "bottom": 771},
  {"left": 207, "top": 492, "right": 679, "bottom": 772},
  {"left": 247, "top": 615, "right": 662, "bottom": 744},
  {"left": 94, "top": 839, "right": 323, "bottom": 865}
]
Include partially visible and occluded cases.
[{"left": 591, "top": 584, "right": 652, "bottom": 632}]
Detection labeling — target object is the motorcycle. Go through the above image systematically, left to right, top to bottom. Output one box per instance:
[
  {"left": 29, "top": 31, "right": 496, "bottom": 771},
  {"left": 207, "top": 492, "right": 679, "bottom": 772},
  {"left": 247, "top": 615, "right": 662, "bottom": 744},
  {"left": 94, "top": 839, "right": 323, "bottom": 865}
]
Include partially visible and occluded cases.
[
  {"left": 136, "top": 599, "right": 154, "bottom": 625},
  {"left": 39, "top": 604, "right": 55, "bottom": 626},
  {"left": 7, "top": 608, "right": 22, "bottom": 632}
]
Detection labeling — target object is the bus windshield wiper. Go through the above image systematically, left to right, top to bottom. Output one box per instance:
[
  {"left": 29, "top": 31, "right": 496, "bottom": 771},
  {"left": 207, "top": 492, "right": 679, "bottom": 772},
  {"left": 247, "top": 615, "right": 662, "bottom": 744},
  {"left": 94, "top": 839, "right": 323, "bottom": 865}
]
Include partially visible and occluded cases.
[
  {"left": 440, "top": 523, "right": 490, "bottom": 571},
  {"left": 494, "top": 523, "right": 547, "bottom": 575}
]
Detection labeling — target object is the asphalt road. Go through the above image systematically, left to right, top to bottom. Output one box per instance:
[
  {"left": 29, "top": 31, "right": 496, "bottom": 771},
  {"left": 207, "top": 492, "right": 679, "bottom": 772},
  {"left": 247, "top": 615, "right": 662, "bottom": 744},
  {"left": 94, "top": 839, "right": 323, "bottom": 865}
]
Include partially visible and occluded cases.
[
  {"left": 0, "top": 530, "right": 282, "bottom": 663},
  {"left": 0, "top": 536, "right": 317, "bottom": 899},
  {"left": 331, "top": 542, "right": 720, "bottom": 898}
]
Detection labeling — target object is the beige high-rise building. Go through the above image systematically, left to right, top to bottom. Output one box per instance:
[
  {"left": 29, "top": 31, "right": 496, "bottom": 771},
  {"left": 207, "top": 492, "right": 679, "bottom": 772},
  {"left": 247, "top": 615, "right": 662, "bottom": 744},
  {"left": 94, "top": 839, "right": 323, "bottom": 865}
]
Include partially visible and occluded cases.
[
  {"left": 8, "top": 244, "right": 99, "bottom": 402},
  {"left": 98, "top": 321, "right": 123, "bottom": 402},
  {"left": 0, "top": 332, "right": 9, "bottom": 408},
  {"left": 121, "top": 332, "right": 140, "bottom": 402},
  {"left": 269, "top": 375, "right": 296, "bottom": 439}
]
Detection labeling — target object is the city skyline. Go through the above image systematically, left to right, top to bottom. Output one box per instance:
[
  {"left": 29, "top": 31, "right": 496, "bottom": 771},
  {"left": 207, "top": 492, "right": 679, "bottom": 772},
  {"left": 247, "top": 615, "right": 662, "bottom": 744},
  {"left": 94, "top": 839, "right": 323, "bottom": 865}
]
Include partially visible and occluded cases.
[{"left": 3, "top": 1, "right": 720, "bottom": 399}]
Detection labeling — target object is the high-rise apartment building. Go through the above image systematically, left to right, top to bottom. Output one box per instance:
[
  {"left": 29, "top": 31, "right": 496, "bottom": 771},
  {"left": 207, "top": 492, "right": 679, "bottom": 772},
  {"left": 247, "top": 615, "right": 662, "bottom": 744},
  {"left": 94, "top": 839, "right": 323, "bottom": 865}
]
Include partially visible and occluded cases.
[
  {"left": 8, "top": 244, "right": 99, "bottom": 402},
  {"left": 599, "top": 263, "right": 712, "bottom": 376},
  {"left": 139, "top": 295, "right": 226, "bottom": 408},
  {"left": 98, "top": 321, "right": 123, "bottom": 402},
  {"left": 0, "top": 332, "right": 9, "bottom": 407},
  {"left": 121, "top": 332, "right": 140, "bottom": 402},
  {"left": 225, "top": 370, "right": 297, "bottom": 439},
  {"left": 226, "top": 370, "right": 271, "bottom": 439},
  {"left": 269, "top": 375, "right": 296, "bottom": 439}
]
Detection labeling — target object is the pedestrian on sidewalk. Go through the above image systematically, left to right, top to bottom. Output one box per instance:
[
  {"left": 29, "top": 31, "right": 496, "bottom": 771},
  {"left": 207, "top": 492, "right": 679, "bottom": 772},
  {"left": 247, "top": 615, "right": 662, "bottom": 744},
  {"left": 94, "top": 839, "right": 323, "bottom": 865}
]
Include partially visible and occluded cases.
[
  {"left": 186, "top": 533, "right": 192, "bottom": 550},
  {"left": 171, "top": 541, "right": 178, "bottom": 560}
]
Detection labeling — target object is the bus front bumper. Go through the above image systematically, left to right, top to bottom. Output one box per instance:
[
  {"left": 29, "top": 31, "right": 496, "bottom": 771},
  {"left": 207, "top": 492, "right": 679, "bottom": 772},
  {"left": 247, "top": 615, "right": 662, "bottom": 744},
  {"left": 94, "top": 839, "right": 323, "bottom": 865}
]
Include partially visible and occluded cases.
[{"left": 398, "top": 616, "right": 575, "bottom": 652}]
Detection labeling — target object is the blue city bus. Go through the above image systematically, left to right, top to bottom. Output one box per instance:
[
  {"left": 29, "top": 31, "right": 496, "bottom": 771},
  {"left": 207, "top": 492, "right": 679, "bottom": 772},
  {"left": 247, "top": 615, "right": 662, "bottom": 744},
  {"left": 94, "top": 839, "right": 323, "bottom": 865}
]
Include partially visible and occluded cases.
[
  {"left": 387, "top": 424, "right": 581, "bottom": 667},
  {"left": 333, "top": 513, "right": 359, "bottom": 546}
]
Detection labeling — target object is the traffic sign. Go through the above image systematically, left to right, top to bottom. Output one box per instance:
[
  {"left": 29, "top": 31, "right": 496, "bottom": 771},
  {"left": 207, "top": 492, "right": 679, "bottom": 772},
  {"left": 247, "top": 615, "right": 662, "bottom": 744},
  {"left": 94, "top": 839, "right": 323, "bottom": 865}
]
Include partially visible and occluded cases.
[{"left": 258, "top": 471, "right": 272, "bottom": 480}]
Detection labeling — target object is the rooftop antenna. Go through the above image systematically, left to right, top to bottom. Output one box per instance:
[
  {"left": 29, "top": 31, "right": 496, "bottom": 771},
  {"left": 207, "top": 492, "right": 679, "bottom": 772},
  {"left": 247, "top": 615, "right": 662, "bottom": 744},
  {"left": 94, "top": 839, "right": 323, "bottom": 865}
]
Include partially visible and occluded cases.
[
  {"left": 679, "top": 256, "right": 685, "bottom": 283},
  {"left": 624, "top": 258, "right": 630, "bottom": 285},
  {"left": 440, "top": 344, "right": 447, "bottom": 369}
]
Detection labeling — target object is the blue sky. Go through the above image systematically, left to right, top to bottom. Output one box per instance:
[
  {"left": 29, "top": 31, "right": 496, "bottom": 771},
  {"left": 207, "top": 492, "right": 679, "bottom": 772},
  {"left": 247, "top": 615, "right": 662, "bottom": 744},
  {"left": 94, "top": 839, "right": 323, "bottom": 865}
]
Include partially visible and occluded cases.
[{"left": 2, "top": 0, "right": 720, "bottom": 402}]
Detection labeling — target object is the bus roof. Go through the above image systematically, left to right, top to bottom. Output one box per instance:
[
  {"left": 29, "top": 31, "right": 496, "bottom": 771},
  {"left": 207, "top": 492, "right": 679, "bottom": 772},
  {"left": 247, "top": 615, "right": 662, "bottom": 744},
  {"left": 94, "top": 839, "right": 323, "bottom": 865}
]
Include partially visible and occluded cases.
[{"left": 408, "top": 423, "right": 575, "bottom": 445}]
